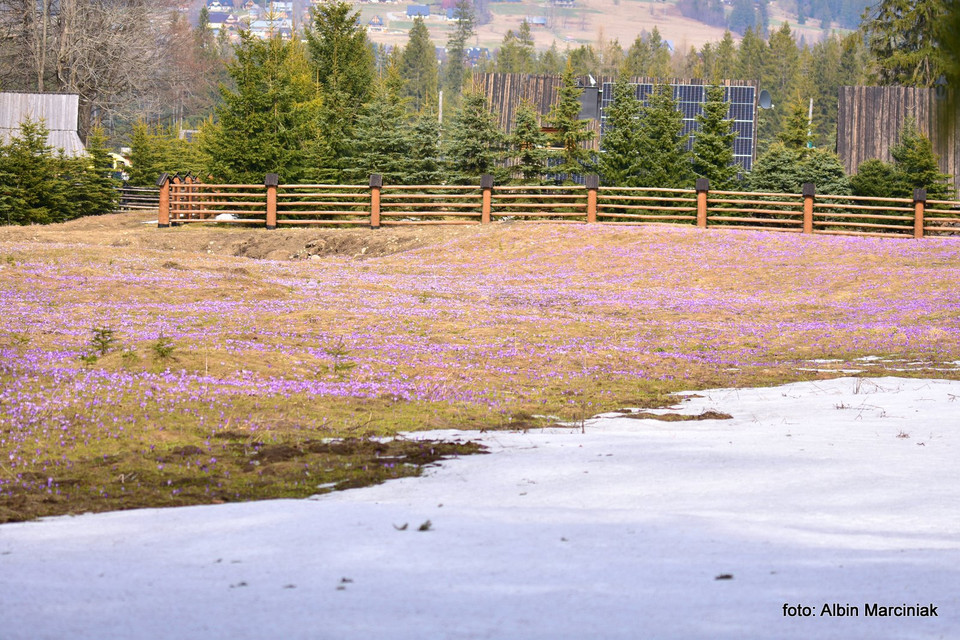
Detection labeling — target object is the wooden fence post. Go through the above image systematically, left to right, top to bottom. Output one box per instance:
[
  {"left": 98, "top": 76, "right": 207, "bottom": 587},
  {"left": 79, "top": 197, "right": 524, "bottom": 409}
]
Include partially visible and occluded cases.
[
  {"left": 157, "top": 173, "right": 170, "bottom": 228},
  {"left": 265, "top": 173, "right": 279, "bottom": 229},
  {"left": 370, "top": 174, "right": 382, "bottom": 229},
  {"left": 481, "top": 174, "right": 493, "bottom": 224},
  {"left": 585, "top": 174, "right": 599, "bottom": 223},
  {"left": 170, "top": 175, "right": 182, "bottom": 224},
  {"left": 695, "top": 177, "right": 709, "bottom": 228},
  {"left": 802, "top": 182, "right": 815, "bottom": 234},
  {"left": 913, "top": 188, "right": 926, "bottom": 239}
]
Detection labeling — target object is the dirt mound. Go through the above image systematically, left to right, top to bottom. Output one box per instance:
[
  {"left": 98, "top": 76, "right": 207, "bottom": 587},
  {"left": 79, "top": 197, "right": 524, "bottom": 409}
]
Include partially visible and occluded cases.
[{"left": 0, "top": 212, "right": 488, "bottom": 261}]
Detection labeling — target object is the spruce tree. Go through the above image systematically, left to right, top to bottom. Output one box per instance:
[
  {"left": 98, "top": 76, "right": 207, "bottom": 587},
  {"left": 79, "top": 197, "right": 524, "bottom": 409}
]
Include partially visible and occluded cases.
[
  {"left": 305, "top": 0, "right": 375, "bottom": 178},
  {"left": 305, "top": 0, "right": 375, "bottom": 105},
  {"left": 443, "top": 0, "right": 475, "bottom": 99},
  {"left": 863, "top": 0, "right": 946, "bottom": 87},
  {"left": 401, "top": 17, "right": 439, "bottom": 113},
  {"left": 201, "top": 33, "right": 320, "bottom": 183},
  {"left": 545, "top": 61, "right": 595, "bottom": 182},
  {"left": 598, "top": 77, "right": 642, "bottom": 186},
  {"left": 344, "top": 82, "right": 413, "bottom": 185},
  {"left": 633, "top": 84, "right": 692, "bottom": 188},
  {"left": 691, "top": 85, "right": 739, "bottom": 189},
  {"left": 443, "top": 91, "right": 505, "bottom": 184},
  {"left": 779, "top": 96, "right": 813, "bottom": 150},
  {"left": 509, "top": 101, "right": 548, "bottom": 184},
  {"left": 408, "top": 109, "right": 445, "bottom": 185},
  {"left": 0, "top": 119, "right": 70, "bottom": 224},
  {"left": 891, "top": 119, "right": 952, "bottom": 199},
  {"left": 73, "top": 125, "right": 119, "bottom": 217},
  {"left": 851, "top": 159, "right": 899, "bottom": 197}
]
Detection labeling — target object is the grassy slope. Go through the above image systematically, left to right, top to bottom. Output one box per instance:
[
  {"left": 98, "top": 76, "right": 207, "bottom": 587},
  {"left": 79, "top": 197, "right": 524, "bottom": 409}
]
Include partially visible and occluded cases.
[{"left": 2, "top": 215, "right": 959, "bottom": 522}]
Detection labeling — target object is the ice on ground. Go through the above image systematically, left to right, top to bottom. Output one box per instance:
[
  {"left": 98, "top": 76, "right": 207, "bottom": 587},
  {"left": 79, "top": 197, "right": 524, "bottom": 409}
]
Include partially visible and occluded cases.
[{"left": 1, "top": 376, "right": 957, "bottom": 639}]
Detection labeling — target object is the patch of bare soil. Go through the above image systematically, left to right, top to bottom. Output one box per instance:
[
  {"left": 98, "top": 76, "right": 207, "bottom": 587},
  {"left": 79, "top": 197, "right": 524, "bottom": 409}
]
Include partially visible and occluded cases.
[{"left": 0, "top": 212, "right": 493, "bottom": 261}]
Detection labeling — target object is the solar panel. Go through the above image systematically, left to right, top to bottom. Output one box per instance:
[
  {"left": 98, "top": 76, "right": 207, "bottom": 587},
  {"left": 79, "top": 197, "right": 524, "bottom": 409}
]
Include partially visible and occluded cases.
[{"left": 599, "top": 82, "right": 757, "bottom": 172}]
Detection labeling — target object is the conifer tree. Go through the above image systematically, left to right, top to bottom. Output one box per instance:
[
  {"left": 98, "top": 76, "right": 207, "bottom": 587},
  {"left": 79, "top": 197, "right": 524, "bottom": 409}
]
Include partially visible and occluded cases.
[
  {"left": 305, "top": 0, "right": 375, "bottom": 177},
  {"left": 443, "top": 0, "right": 475, "bottom": 100},
  {"left": 863, "top": 0, "right": 946, "bottom": 87},
  {"left": 401, "top": 17, "right": 439, "bottom": 112},
  {"left": 201, "top": 33, "right": 320, "bottom": 183},
  {"left": 545, "top": 61, "right": 595, "bottom": 182},
  {"left": 598, "top": 77, "right": 642, "bottom": 186},
  {"left": 344, "top": 81, "right": 413, "bottom": 185},
  {"left": 633, "top": 84, "right": 692, "bottom": 188},
  {"left": 691, "top": 85, "right": 739, "bottom": 189},
  {"left": 443, "top": 91, "right": 505, "bottom": 184},
  {"left": 779, "top": 96, "right": 813, "bottom": 150},
  {"left": 509, "top": 101, "right": 548, "bottom": 184},
  {"left": 408, "top": 109, "right": 445, "bottom": 185},
  {"left": 0, "top": 119, "right": 70, "bottom": 224},
  {"left": 891, "top": 119, "right": 952, "bottom": 199},
  {"left": 72, "top": 125, "right": 119, "bottom": 218}
]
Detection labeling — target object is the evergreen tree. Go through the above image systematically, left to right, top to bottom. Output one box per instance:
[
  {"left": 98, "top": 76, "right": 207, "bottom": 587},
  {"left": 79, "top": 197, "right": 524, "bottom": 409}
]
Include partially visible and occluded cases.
[
  {"left": 305, "top": 0, "right": 376, "bottom": 177},
  {"left": 305, "top": 0, "right": 375, "bottom": 105},
  {"left": 443, "top": 0, "right": 475, "bottom": 99},
  {"left": 863, "top": 0, "right": 946, "bottom": 87},
  {"left": 400, "top": 17, "right": 439, "bottom": 112},
  {"left": 624, "top": 28, "right": 671, "bottom": 78},
  {"left": 496, "top": 30, "right": 522, "bottom": 73},
  {"left": 712, "top": 31, "right": 738, "bottom": 82},
  {"left": 201, "top": 33, "right": 321, "bottom": 183},
  {"left": 537, "top": 43, "right": 564, "bottom": 74},
  {"left": 545, "top": 62, "right": 595, "bottom": 182},
  {"left": 598, "top": 77, "right": 642, "bottom": 186},
  {"left": 343, "top": 82, "right": 413, "bottom": 185},
  {"left": 633, "top": 84, "right": 692, "bottom": 188},
  {"left": 691, "top": 85, "right": 739, "bottom": 189},
  {"left": 443, "top": 91, "right": 505, "bottom": 184},
  {"left": 779, "top": 96, "right": 813, "bottom": 150},
  {"left": 509, "top": 101, "right": 548, "bottom": 184},
  {"left": 408, "top": 109, "right": 445, "bottom": 185},
  {"left": 0, "top": 119, "right": 70, "bottom": 224},
  {"left": 890, "top": 119, "right": 952, "bottom": 199},
  {"left": 73, "top": 125, "right": 119, "bottom": 218},
  {"left": 746, "top": 142, "right": 802, "bottom": 192},
  {"left": 748, "top": 142, "right": 850, "bottom": 194},
  {"left": 797, "top": 147, "right": 851, "bottom": 195},
  {"left": 851, "top": 159, "right": 899, "bottom": 197}
]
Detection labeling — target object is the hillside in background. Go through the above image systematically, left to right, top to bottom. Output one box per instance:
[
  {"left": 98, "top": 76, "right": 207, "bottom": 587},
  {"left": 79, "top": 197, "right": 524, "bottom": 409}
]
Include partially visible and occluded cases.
[{"left": 349, "top": 0, "right": 872, "bottom": 51}]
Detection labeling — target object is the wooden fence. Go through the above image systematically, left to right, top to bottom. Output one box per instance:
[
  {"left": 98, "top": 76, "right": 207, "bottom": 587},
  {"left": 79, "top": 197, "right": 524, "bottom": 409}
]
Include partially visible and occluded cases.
[
  {"left": 155, "top": 173, "right": 960, "bottom": 239},
  {"left": 115, "top": 185, "right": 159, "bottom": 212}
]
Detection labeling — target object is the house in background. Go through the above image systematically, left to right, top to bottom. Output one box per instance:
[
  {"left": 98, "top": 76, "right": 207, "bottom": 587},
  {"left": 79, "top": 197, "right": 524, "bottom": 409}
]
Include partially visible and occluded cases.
[{"left": 0, "top": 92, "right": 85, "bottom": 156}]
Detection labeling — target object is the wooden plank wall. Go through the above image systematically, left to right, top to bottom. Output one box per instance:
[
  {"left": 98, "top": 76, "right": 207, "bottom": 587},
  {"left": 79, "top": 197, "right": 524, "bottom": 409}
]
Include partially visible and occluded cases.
[{"left": 837, "top": 86, "right": 960, "bottom": 196}]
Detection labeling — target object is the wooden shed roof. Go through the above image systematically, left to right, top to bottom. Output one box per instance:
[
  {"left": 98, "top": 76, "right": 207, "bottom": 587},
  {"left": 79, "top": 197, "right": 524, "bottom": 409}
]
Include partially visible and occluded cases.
[{"left": 0, "top": 92, "right": 85, "bottom": 156}]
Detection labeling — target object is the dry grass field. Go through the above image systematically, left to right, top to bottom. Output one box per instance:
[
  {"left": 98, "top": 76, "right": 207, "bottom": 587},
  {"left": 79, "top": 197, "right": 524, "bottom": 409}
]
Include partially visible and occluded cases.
[{"left": 2, "top": 213, "right": 959, "bottom": 522}]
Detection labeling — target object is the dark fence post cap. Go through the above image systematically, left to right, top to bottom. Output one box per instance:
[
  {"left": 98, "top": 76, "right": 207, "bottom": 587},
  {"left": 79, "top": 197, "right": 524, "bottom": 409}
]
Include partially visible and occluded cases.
[
  {"left": 156, "top": 173, "right": 169, "bottom": 187},
  {"left": 265, "top": 173, "right": 279, "bottom": 187},
  {"left": 369, "top": 174, "right": 383, "bottom": 188},
  {"left": 481, "top": 174, "right": 495, "bottom": 189},
  {"left": 585, "top": 174, "right": 600, "bottom": 189},
  {"left": 695, "top": 177, "right": 710, "bottom": 192},
  {"left": 802, "top": 182, "right": 816, "bottom": 197},
  {"left": 913, "top": 188, "right": 927, "bottom": 202}
]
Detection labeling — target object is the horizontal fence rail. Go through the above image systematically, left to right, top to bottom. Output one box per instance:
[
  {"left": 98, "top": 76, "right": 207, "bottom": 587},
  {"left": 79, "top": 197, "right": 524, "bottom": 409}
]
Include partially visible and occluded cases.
[
  {"left": 154, "top": 173, "right": 960, "bottom": 239},
  {"left": 114, "top": 185, "right": 159, "bottom": 212}
]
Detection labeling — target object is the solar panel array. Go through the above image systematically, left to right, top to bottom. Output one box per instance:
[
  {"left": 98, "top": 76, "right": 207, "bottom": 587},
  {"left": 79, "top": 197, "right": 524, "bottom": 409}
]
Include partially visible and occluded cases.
[{"left": 599, "top": 83, "right": 756, "bottom": 172}]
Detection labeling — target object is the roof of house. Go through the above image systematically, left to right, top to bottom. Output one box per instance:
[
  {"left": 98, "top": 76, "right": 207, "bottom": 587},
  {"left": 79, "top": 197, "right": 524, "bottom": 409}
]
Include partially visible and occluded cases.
[
  {"left": 407, "top": 4, "right": 430, "bottom": 16},
  {"left": 0, "top": 92, "right": 85, "bottom": 156}
]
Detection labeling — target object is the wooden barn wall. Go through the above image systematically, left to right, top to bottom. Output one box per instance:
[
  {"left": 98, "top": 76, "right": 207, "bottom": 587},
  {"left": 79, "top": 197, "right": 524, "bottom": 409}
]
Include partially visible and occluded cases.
[
  {"left": 472, "top": 74, "right": 755, "bottom": 152},
  {"left": 837, "top": 86, "right": 960, "bottom": 197}
]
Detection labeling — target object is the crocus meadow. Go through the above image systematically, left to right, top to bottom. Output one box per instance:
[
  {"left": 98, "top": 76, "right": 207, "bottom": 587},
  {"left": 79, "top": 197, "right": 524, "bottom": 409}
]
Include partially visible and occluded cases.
[{"left": 1, "top": 223, "right": 959, "bottom": 519}]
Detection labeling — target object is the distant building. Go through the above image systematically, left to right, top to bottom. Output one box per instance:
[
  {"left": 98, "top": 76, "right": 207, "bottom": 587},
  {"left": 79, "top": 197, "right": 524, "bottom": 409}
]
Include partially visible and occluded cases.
[
  {"left": 407, "top": 4, "right": 430, "bottom": 17},
  {"left": 525, "top": 16, "right": 547, "bottom": 26},
  {"left": 0, "top": 92, "right": 85, "bottom": 156}
]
